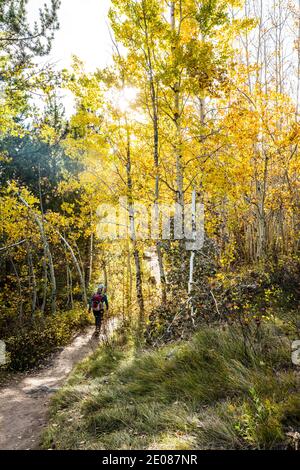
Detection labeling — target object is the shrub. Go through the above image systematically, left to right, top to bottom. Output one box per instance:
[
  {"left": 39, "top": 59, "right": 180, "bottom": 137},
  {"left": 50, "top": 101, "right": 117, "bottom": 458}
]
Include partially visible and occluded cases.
[{"left": 2, "top": 306, "right": 91, "bottom": 370}]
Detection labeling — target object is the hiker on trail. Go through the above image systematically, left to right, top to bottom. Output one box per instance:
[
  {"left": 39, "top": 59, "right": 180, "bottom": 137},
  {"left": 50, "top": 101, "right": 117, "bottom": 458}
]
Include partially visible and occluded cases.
[{"left": 88, "top": 284, "right": 109, "bottom": 334}]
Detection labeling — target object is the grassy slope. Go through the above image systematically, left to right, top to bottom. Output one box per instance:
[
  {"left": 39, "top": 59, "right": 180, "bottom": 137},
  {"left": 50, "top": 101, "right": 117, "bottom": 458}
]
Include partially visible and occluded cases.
[{"left": 42, "top": 324, "right": 300, "bottom": 450}]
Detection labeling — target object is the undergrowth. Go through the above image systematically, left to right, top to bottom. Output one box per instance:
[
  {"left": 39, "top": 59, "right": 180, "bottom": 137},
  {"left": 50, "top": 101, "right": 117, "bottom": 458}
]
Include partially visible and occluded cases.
[{"left": 0, "top": 306, "right": 91, "bottom": 372}]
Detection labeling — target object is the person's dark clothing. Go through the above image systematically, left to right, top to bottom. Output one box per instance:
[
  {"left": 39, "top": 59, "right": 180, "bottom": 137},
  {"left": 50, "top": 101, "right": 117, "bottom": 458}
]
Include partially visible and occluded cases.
[
  {"left": 89, "top": 293, "right": 108, "bottom": 330},
  {"left": 94, "top": 310, "right": 104, "bottom": 330}
]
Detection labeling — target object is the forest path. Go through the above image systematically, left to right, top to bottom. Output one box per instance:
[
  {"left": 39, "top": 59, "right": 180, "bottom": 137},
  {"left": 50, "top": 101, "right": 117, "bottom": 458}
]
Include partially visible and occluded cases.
[{"left": 0, "top": 318, "right": 117, "bottom": 450}]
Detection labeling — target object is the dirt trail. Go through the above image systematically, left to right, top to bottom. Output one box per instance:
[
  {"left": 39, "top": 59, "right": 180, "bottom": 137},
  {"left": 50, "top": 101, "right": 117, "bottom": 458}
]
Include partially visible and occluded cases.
[{"left": 0, "top": 319, "right": 117, "bottom": 450}]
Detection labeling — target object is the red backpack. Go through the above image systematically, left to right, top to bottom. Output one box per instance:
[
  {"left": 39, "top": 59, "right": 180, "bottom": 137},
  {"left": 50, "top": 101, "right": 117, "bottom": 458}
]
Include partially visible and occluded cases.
[{"left": 92, "top": 294, "right": 104, "bottom": 312}]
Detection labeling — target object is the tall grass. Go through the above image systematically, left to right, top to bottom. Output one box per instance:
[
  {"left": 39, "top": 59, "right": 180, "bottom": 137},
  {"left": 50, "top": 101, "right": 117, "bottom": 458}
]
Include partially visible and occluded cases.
[{"left": 42, "top": 323, "right": 299, "bottom": 450}]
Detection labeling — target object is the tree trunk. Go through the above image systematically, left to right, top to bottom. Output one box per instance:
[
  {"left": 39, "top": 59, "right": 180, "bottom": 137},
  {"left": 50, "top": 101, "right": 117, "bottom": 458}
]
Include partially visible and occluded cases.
[
  {"left": 141, "top": 0, "right": 167, "bottom": 303},
  {"left": 171, "top": 1, "right": 184, "bottom": 237},
  {"left": 126, "top": 128, "right": 144, "bottom": 334},
  {"left": 256, "top": 154, "right": 268, "bottom": 260},
  {"left": 38, "top": 165, "right": 47, "bottom": 315},
  {"left": 15, "top": 190, "right": 57, "bottom": 314},
  {"left": 187, "top": 190, "right": 196, "bottom": 324},
  {"left": 58, "top": 232, "right": 88, "bottom": 306},
  {"left": 87, "top": 232, "right": 93, "bottom": 288},
  {"left": 74, "top": 240, "right": 86, "bottom": 290},
  {"left": 126, "top": 243, "right": 132, "bottom": 317},
  {"left": 27, "top": 245, "right": 37, "bottom": 318},
  {"left": 133, "top": 246, "right": 144, "bottom": 334},
  {"left": 9, "top": 255, "right": 23, "bottom": 322},
  {"left": 40, "top": 256, "right": 48, "bottom": 315},
  {"left": 102, "top": 260, "right": 108, "bottom": 288},
  {"left": 67, "top": 265, "right": 74, "bottom": 308}
]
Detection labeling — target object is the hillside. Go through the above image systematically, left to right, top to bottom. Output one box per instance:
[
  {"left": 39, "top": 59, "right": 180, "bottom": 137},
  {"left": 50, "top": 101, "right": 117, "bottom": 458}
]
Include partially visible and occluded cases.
[{"left": 42, "top": 323, "right": 299, "bottom": 450}]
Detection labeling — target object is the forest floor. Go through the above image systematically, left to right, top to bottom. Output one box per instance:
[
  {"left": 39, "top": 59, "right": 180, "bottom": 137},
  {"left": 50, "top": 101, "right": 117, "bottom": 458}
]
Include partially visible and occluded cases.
[{"left": 0, "top": 318, "right": 118, "bottom": 450}]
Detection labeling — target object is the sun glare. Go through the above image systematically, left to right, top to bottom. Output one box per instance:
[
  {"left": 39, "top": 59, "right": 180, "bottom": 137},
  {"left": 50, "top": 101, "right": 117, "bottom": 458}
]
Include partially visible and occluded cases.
[{"left": 117, "top": 86, "right": 138, "bottom": 112}]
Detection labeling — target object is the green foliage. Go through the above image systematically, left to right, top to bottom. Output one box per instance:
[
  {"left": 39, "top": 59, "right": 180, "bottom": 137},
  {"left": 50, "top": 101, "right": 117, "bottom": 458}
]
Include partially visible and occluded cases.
[
  {"left": 0, "top": 0, "right": 60, "bottom": 61},
  {"left": 195, "top": 0, "right": 229, "bottom": 37},
  {"left": 0, "top": 135, "right": 82, "bottom": 202},
  {"left": 198, "top": 387, "right": 300, "bottom": 450},
  {"left": 234, "top": 388, "right": 285, "bottom": 448}
]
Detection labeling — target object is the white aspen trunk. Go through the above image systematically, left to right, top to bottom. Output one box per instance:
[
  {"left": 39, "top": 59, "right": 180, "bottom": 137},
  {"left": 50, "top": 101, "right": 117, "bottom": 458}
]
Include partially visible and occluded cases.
[
  {"left": 141, "top": 0, "right": 167, "bottom": 303},
  {"left": 244, "top": 0, "right": 252, "bottom": 93},
  {"left": 255, "top": 0, "right": 263, "bottom": 85},
  {"left": 171, "top": 1, "right": 184, "bottom": 231},
  {"left": 126, "top": 127, "right": 144, "bottom": 332},
  {"left": 256, "top": 152, "right": 268, "bottom": 261},
  {"left": 38, "top": 164, "right": 52, "bottom": 314},
  {"left": 15, "top": 190, "right": 57, "bottom": 314},
  {"left": 188, "top": 190, "right": 197, "bottom": 324},
  {"left": 57, "top": 232, "right": 88, "bottom": 306},
  {"left": 88, "top": 232, "right": 93, "bottom": 288},
  {"left": 73, "top": 240, "right": 86, "bottom": 289},
  {"left": 127, "top": 243, "right": 132, "bottom": 317},
  {"left": 27, "top": 247, "right": 37, "bottom": 318},
  {"left": 9, "top": 255, "right": 23, "bottom": 322},
  {"left": 40, "top": 257, "right": 47, "bottom": 315},
  {"left": 103, "top": 260, "right": 108, "bottom": 288},
  {"left": 66, "top": 262, "right": 70, "bottom": 307},
  {"left": 68, "top": 266, "right": 74, "bottom": 309}
]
